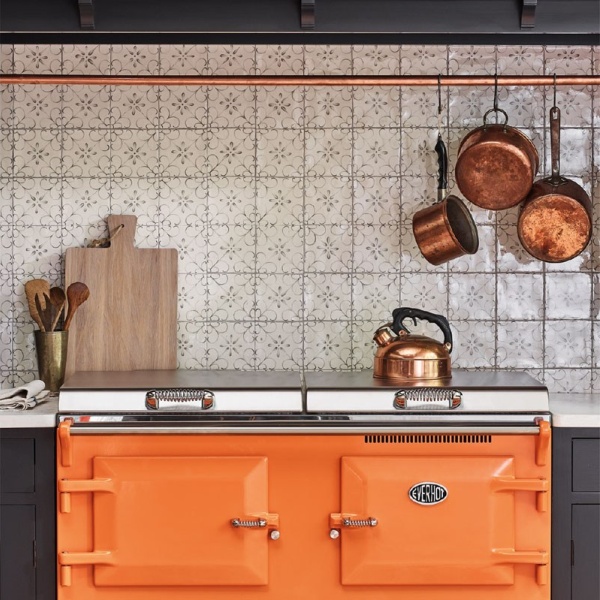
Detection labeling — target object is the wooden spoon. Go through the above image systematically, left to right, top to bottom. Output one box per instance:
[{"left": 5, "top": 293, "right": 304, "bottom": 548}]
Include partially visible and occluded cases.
[
  {"left": 24, "top": 279, "right": 50, "bottom": 331},
  {"left": 64, "top": 282, "right": 90, "bottom": 331},
  {"left": 48, "top": 287, "right": 66, "bottom": 331},
  {"left": 34, "top": 292, "right": 56, "bottom": 333}
]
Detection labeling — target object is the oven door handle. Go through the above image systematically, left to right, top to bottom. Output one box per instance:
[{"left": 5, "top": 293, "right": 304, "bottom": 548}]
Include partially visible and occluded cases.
[
  {"left": 491, "top": 476, "right": 549, "bottom": 512},
  {"left": 58, "top": 478, "right": 115, "bottom": 513},
  {"left": 491, "top": 549, "right": 549, "bottom": 585},
  {"left": 59, "top": 551, "right": 115, "bottom": 587}
]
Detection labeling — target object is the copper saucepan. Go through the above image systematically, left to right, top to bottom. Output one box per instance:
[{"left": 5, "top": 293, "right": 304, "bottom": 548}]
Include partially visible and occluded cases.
[
  {"left": 517, "top": 106, "right": 592, "bottom": 262},
  {"left": 455, "top": 108, "right": 539, "bottom": 210},
  {"left": 413, "top": 135, "right": 479, "bottom": 265}
]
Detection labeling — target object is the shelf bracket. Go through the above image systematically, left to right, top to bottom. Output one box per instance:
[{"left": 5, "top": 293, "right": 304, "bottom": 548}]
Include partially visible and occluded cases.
[
  {"left": 78, "top": 0, "right": 95, "bottom": 30},
  {"left": 301, "top": 0, "right": 315, "bottom": 29},
  {"left": 521, "top": 0, "right": 537, "bottom": 29}
]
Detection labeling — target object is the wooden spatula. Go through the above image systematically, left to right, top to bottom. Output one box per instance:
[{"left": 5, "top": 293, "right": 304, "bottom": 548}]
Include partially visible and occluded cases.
[
  {"left": 24, "top": 279, "right": 50, "bottom": 331},
  {"left": 64, "top": 282, "right": 90, "bottom": 331},
  {"left": 48, "top": 287, "right": 67, "bottom": 331},
  {"left": 34, "top": 292, "right": 56, "bottom": 333}
]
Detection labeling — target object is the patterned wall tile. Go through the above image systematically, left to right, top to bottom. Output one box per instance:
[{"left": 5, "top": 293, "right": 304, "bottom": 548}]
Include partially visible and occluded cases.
[
  {"left": 1, "top": 45, "right": 13, "bottom": 74},
  {"left": 13, "top": 45, "right": 61, "bottom": 74},
  {"left": 62, "top": 45, "right": 110, "bottom": 75},
  {"left": 111, "top": 45, "right": 160, "bottom": 75},
  {"left": 160, "top": 45, "right": 207, "bottom": 76},
  {"left": 206, "top": 45, "right": 256, "bottom": 75},
  {"left": 255, "top": 45, "right": 304, "bottom": 75},
  {"left": 353, "top": 45, "right": 400, "bottom": 76},
  {"left": 304, "top": 46, "right": 352, "bottom": 76},
  {"left": 401, "top": 46, "right": 447, "bottom": 75},
  {"left": 497, "top": 46, "right": 544, "bottom": 75},
  {"left": 545, "top": 46, "right": 593, "bottom": 75},
  {"left": 256, "top": 87, "right": 304, "bottom": 129},
  {"left": 304, "top": 87, "right": 353, "bottom": 129},
  {"left": 354, "top": 87, "right": 401, "bottom": 129},
  {"left": 449, "top": 273, "right": 496, "bottom": 320},
  {"left": 546, "top": 273, "right": 592, "bottom": 319},
  {"left": 497, "top": 274, "right": 544, "bottom": 320},
  {"left": 304, "top": 320, "right": 352, "bottom": 370},
  {"left": 451, "top": 320, "right": 496, "bottom": 368},
  {"left": 545, "top": 320, "right": 592, "bottom": 368},
  {"left": 497, "top": 321, "right": 543, "bottom": 368},
  {"left": 544, "top": 369, "right": 592, "bottom": 394}
]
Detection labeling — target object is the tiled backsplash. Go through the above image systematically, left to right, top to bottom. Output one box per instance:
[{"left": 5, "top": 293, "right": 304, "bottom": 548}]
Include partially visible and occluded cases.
[{"left": 1, "top": 44, "right": 598, "bottom": 392}]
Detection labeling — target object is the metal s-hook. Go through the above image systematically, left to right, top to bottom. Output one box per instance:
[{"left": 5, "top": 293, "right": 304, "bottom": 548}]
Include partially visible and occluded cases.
[
  {"left": 493, "top": 71, "right": 499, "bottom": 112},
  {"left": 553, "top": 73, "right": 557, "bottom": 108},
  {"left": 437, "top": 74, "right": 443, "bottom": 136}
]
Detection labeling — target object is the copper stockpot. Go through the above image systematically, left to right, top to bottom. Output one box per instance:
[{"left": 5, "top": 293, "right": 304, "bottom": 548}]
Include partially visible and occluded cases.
[
  {"left": 518, "top": 106, "right": 592, "bottom": 262},
  {"left": 455, "top": 108, "right": 539, "bottom": 210},
  {"left": 413, "top": 136, "right": 479, "bottom": 265},
  {"left": 373, "top": 307, "right": 453, "bottom": 381}
]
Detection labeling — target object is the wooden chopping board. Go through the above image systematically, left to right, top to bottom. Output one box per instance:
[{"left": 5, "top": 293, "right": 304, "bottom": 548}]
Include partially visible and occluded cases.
[{"left": 65, "top": 215, "right": 178, "bottom": 373}]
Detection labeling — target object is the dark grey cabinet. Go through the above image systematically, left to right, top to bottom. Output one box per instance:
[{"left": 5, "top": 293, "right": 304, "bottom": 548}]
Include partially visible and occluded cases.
[
  {"left": 552, "top": 427, "right": 600, "bottom": 600},
  {"left": 0, "top": 428, "right": 56, "bottom": 600}
]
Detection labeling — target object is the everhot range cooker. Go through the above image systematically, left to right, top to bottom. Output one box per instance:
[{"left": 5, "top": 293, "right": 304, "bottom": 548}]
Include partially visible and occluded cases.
[{"left": 57, "top": 370, "right": 551, "bottom": 599}]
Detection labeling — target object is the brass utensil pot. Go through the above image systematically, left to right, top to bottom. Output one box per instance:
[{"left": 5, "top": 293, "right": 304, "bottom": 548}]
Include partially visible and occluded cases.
[
  {"left": 518, "top": 106, "right": 592, "bottom": 262},
  {"left": 455, "top": 108, "right": 539, "bottom": 210},
  {"left": 413, "top": 136, "right": 479, "bottom": 265},
  {"left": 373, "top": 307, "right": 452, "bottom": 381},
  {"left": 35, "top": 330, "right": 68, "bottom": 392}
]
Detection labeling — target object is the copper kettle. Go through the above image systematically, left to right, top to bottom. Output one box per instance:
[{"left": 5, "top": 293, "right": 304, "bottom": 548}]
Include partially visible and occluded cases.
[{"left": 373, "top": 307, "right": 453, "bottom": 381}]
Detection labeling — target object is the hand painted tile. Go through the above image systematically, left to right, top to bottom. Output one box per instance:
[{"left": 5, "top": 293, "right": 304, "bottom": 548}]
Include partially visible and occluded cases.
[
  {"left": 63, "top": 44, "right": 110, "bottom": 75},
  {"left": 110, "top": 44, "right": 160, "bottom": 75},
  {"left": 1, "top": 45, "right": 13, "bottom": 75},
  {"left": 13, "top": 45, "right": 61, "bottom": 74},
  {"left": 159, "top": 45, "right": 207, "bottom": 75},
  {"left": 205, "top": 45, "right": 256, "bottom": 75},
  {"left": 255, "top": 45, "right": 304, "bottom": 75},
  {"left": 353, "top": 45, "right": 400, "bottom": 75},
  {"left": 400, "top": 45, "right": 447, "bottom": 75},
  {"left": 305, "top": 46, "right": 352, "bottom": 75},
  {"left": 449, "top": 46, "right": 496, "bottom": 75},
  {"left": 497, "top": 46, "right": 544, "bottom": 75},
  {"left": 545, "top": 46, "right": 592, "bottom": 76},
  {"left": 12, "top": 85, "right": 63, "bottom": 130},
  {"left": 60, "top": 85, "right": 112, "bottom": 129},
  {"left": 110, "top": 86, "right": 160, "bottom": 128},
  {"left": 159, "top": 86, "right": 208, "bottom": 129},
  {"left": 207, "top": 86, "right": 255, "bottom": 128},
  {"left": 448, "top": 86, "right": 495, "bottom": 129},
  {"left": 550, "top": 86, "right": 593, "bottom": 128},
  {"left": 256, "top": 87, "right": 304, "bottom": 129},
  {"left": 304, "top": 87, "right": 352, "bottom": 129},
  {"left": 354, "top": 87, "right": 400, "bottom": 128},
  {"left": 401, "top": 87, "right": 447, "bottom": 128},
  {"left": 13, "top": 128, "right": 62, "bottom": 179},
  {"left": 109, "top": 128, "right": 160, "bottom": 179},
  {"left": 159, "top": 128, "right": 208, "bottom": 178},
  {"left": 256, "top": 128, "right": 303, "bottom": 178},
  {"left": 305, "top": 128, "right": 352, "bottom": 178},
  {"left": 354, "top": 128, "right": 401, "bottom": 178},
  {"left": 400, "top": 128, "right": 438, "bottom": 178},
  {"left": 542, "top": 128, "right": 592, "bottom": 178},
  {"left": 62, "top": 129, "right": 112, "bottom": 178},
  {"left": 0, "top": 130, "right": 13, "bottom": 179},
  {"left": 305, "top": 176, "right": 353, "bottom": 224},
  {"left": 354, "top": 176, "right": 401, "bottom": 227},
  {"left": 109, "top": 177, "right": 161, "bottom": 226},
  {"left": 255, "top": 177, "right": 303, "bottom": 227},
  {"left": 11, "top": 179, "right": 62, "bottom": 227},
  {"left": 160, "top": 222, "right": 208, "bottom": 273},
  {"left": 205, "top": 223, "right": 255, "bottom": 274},
  {"left": 354, "top": 223, "right": 401, "bottom": 273},
  {"left": 255, "top": 224, "right": 304, "bottom": 274},
  {"left": 305, "top": 224, "right": 353, "bottom": 272},
  {"left": 12, "top": 225, "right": 62, "bottom": 280},
  {"left": 203, "top": 272, "right": 255, "bottom": 321},
  {"left": 400, "top": 272, "right": 448, "bottom": 315},
  {"left": 254, "top": 273, "right": 303, "bottom": 321},
  {"left": 304, "top": 273, "right": 352, "bottom": 321},
  {"left": 352, "top": 273, "right": 401, "bottom": 322},
  {"left": 448, "top": 273, "right": 496, "bottom": 320},
  {"left": 546, "top": 273, "right": 592, "bottom": 319},
  {"left": 497, "top": 274, "right": 544, "bottom": 320},
  {"left": 594, "top": 274, "right": 600, "bottom": 319},
  {"left": 177, "top": 320, "right": 208, "bottom": 369},
  {"left": 304, "top": 320, "right": 352, "bottom": 370},
  {"left": 451, "top": 320, "right": 496, "bottom": 368},
  {"left": 545, "top": 320, "right": 592, "bottom": 368},
  {"left": 11, "top": 321, "right": 36, "bottom": 372},
  {"left": 204, "top": 321, "right": 257, "bottom": 370},
  {"left": 254, "top": 321, "right": 304, "bottom": 371},
  {"left": 497, "top": 321, "right": 543, "bottom": 368},
  {"left": 593, "top": 322, "right": 600, "bottom": 368},
  {"left": 544, "top": 369, "right": 592, "bottom": 393}
]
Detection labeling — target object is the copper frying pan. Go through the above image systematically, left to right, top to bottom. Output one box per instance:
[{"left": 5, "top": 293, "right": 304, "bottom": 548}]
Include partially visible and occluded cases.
[{"left": 517, "top": 106, "right": 592, "bottom": 262}]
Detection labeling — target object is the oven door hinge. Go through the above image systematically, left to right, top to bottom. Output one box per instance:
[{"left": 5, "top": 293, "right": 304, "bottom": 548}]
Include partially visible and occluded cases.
[
  {"left": 58, "top": 418, "right": 73, "bottom": 467},
  {"left": 535, "top": 418, "right": 551, "bottom": 466}
]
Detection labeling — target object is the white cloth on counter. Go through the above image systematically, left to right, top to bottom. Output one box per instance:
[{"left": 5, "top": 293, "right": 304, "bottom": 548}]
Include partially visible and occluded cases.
[{"left": 0, "top": 379, "right": 50, "bottom": 410}]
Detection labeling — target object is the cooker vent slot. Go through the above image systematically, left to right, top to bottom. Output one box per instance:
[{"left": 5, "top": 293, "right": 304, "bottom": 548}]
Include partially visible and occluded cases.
[{"left": 364, "top": 434, "right": 492, "bottom": 444}]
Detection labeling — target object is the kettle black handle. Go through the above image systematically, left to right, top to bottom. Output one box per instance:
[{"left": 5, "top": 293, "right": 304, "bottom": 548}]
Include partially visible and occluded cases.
[{"left": 390, "top": 307, "right": 453, "bottom": 352}]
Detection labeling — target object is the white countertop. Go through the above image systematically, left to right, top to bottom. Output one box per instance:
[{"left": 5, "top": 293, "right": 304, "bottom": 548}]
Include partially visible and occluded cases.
[
  {"left": 549, "top": 393, "right": 600, "bottom": 428},
  {"left": 0, "top": 396, "right": 58, "bottom": 428}
]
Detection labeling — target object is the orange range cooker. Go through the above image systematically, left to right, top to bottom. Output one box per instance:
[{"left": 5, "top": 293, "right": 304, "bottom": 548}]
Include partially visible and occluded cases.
[{"left": 57, "top": 370, "right": 551, "bottom": 600}]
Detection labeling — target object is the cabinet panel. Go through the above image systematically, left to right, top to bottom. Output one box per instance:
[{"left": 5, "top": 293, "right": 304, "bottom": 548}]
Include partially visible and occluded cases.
[
  {"left": 0, "top": 438, "right": 35, "bottom": 493},
  {"left": 572, "top": 439, "right": 600, "bottom": 492},
  {"left": 0, "top": 504, "right": 36, "bottom": 600},
  {"left": 572, "top": 505, "right": 600, "bottom": 600}
]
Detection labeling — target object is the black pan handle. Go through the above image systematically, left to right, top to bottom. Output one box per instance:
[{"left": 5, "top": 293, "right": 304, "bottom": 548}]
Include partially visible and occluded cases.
[
  {"left": 434, "top": 135, "right": 448, "bottom": 202},
  {"left": 391, "top": 307, "right": 453, "bottom": 352}
]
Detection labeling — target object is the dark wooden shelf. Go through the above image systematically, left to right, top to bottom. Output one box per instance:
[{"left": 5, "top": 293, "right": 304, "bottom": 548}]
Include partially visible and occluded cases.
[{"left": 1, "top": 0, "right": 598, "bottom": 45}]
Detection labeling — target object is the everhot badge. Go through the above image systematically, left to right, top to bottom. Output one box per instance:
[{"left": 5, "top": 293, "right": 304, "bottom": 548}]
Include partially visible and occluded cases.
[{"left": 408, "top": 482, "right": 448, "bottom": 505}]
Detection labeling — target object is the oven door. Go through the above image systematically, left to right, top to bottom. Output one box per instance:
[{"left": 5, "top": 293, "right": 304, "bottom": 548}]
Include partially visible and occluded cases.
[
  {"left": 59, "top": 451, "right": 276, "bottom": 588},
  {"left": 337, "top": 455, "right": 548, "bottom": 586}
]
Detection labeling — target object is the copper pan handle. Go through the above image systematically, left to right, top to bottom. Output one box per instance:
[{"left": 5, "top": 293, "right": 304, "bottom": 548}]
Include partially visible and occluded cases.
[
  {"left": 550, "top": 106, "right": 561, "bottom": 184},
  {"left": 434, "top": 135, "right": 448, "bottom": 202}
]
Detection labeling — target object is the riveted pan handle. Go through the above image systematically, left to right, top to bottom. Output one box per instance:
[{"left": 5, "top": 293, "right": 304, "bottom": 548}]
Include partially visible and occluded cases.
[
  {"left": 549, "top": 106, "right": 562, "bottom": 185},
  {"left": 434, "top": 135, "right": 448, "bottom": 202},
  {"left": 391, "top": 307, "right": 453, "bottom": 352}
]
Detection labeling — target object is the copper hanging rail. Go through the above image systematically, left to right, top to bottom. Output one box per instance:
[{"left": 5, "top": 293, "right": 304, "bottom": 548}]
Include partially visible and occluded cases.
[{"left": 0, "top": 74, "right": 598, "bottom": 87}]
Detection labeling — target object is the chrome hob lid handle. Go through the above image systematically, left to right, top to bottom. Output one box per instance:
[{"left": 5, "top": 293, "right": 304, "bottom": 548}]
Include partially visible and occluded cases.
[
  {"left": 394, "top": 388, "right": 462, "bottom": 410},
  {"left": 145, "top": 389, "right": 215, "bottom": 410}
]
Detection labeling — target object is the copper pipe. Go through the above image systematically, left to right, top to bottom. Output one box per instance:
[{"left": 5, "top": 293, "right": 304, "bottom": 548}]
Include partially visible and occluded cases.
[{"left": 0, "top": 74, "right": 599, "bottom": 87}]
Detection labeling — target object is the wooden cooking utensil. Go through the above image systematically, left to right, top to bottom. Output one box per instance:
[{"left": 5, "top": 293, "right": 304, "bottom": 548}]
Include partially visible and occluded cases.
[
  {"left": 24, "top": 279, "right": 50, "bottom": 331},
  {"left": 63, "top": 282, "right": 90, "bottom": 331},
  {"left": 48, "top": 286, "right": 67, "bottom": 331},
  {"left": 34, "top": 292, "right": 56, "bottom": 333}
]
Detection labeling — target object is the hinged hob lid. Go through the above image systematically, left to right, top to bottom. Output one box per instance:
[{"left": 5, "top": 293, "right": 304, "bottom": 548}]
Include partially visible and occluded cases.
[{"left": 59, "top": 370, "right": 303, "bottom": 412}]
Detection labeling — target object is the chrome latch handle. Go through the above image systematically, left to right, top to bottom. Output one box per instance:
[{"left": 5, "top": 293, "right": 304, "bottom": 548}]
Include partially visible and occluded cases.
[
  {"left": 145, "top": 388, "right": 215, "bottom": 410},
  {"left": 394, "top": 388, "right": 462, "bottom": 410},
  {"left": 231, "top": 513, "right": 281, "bottom": 540},
  {"left": 329, "top": 513, "right": 378, "bottom": 538},
  {"left": 343, "top": 517, "right": 378, "bottom": 527},
  {"left": 231, "top": 518, "right": 266, "bottom": 528}
]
